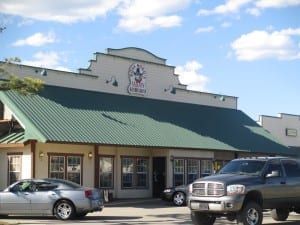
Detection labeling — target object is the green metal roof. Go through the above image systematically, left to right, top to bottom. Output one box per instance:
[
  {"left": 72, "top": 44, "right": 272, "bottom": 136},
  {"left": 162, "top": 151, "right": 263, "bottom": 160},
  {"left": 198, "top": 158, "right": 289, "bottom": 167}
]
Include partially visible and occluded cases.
[
  {"left": 0, "top": 85, "right": 294, "bottom": 155},
  {"left": 0, "top": 130, "right": 26, "bottom": 144}
]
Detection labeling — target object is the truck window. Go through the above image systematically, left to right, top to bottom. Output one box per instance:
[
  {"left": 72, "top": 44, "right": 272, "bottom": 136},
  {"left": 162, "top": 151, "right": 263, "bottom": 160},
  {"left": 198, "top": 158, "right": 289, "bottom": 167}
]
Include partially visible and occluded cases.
[
  {"left": 265, "top": 160, "right": 282, "bottom": 177},
  {"left": 282, "top": 160, "right": 300, "bottom": 177}
]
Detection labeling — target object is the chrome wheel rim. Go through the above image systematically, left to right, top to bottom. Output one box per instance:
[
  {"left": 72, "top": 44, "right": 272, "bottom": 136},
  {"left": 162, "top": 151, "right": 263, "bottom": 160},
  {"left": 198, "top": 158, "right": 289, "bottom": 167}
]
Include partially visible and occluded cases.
[
  {"left": 174, "top": 193, "right": 184, "bottom": 206},
  {"left": 57, "top": 202, "right": 72, "bottom": 219},
  {"left": 246, "top": 208, "right": 259, "bottom": 225}
]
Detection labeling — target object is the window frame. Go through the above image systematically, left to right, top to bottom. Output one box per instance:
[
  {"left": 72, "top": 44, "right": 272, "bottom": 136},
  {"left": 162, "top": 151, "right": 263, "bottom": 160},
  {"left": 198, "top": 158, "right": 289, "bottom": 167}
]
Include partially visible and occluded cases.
[
  {"left": 7, "top": 153, "right": 22, "bottom": 185},
  {"left": 48, "top": 153, "right": 83, "bottom": 185},
  {"left": 99, "top": 155, "right": 114, "bottom": 189},
  {"left": 121, "top": 156, "right": 149, "bottom": 189},
  {"left": 172, "top": 157, "right": 213, "bottom": 186}
]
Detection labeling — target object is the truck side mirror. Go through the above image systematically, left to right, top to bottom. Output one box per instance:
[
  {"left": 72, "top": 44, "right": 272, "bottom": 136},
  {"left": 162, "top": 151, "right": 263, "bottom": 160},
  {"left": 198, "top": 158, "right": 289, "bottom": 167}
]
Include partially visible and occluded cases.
[{"left": 266, "top": 170, "right": 280, "bottom": 178}]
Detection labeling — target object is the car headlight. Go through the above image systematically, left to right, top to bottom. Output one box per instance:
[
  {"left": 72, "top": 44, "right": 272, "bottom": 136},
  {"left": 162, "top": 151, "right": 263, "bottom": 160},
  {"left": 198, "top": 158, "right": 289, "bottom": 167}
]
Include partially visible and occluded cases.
[
  {"left": 227, "top": 184, "right": 245, "bottom": 195},
  {"left": 163, "top": 189, "right": 172, "bottom": 193}
]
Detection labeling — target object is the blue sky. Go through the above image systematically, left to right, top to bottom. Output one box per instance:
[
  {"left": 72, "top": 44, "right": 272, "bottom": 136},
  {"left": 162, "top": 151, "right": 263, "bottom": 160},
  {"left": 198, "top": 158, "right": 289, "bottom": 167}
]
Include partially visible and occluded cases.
[{"left": 0, "top": 0, "right": 299, "bottom": 121}]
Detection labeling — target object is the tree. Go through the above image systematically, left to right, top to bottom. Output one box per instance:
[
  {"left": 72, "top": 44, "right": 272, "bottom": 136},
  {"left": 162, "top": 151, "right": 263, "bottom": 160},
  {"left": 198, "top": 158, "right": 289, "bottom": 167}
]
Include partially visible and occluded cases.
[{"left": 0, "top": 57, "right": 44, "bottom": 95}]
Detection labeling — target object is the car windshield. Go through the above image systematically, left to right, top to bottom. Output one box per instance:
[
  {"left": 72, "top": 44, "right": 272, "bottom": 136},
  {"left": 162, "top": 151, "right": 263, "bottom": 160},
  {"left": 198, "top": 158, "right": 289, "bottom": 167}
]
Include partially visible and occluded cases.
[{"left": 218, "top": 160, "right": 266, "bottom": 176}]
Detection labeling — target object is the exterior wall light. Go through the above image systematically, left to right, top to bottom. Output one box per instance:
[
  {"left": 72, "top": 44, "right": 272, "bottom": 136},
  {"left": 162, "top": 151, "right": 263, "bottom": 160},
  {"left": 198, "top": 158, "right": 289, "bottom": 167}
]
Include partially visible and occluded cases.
[
  {"left": 35, "top": 69, "right": 47, "bottom": 76},
  {"left": 106, "top": 76, "right": 118, "bottom": 87},
  {"left": 164, "top": 85, "right": 176, "bottom": 94},
  {"left": 214, "top": 95, "right": 225, "bottom": 101},
  {"left": 39, "top": 151, "right": 44, "bottom": 158},
  {"left": 88, "top": 152, "right": 93, "bottom": 159},
  {"left": 170, "top": 155, "right": 174, "bottom": 162}
]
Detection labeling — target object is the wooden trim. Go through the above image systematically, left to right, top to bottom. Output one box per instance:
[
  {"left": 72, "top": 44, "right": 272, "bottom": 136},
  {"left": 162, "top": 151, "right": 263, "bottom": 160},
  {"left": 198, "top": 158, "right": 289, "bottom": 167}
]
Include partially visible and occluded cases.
[
  {"left": 31, "top": 141, "right": 36, "bottom": 178},
  {"left": 0, "top": 143, "right": 24, "bottom": 148},
  {"left": 94, "top": 145, "right": 99, "bottom": 188},
  {"left": 7, "top": 152, "right": 23, "bottom": 155}
]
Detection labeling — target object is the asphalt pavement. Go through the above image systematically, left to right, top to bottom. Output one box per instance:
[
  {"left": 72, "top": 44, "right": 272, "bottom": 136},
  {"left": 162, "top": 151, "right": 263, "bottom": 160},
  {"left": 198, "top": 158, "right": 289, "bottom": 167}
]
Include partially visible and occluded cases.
[{"left": 1, "top": 198, "right": 300, "bottom": 225}]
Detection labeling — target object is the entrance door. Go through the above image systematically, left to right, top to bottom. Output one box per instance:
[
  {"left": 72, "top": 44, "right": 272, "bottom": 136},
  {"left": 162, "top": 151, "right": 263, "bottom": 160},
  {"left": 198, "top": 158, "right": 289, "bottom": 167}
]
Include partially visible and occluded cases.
[{"left": 152, "top": 157, "right": 166, "bottom": 198}]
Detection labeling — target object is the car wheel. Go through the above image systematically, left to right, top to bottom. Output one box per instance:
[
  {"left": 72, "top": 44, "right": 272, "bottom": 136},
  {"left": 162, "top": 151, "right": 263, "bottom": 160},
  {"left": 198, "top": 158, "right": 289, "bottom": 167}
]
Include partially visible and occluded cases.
[
  {"left": 173, "top": 191, "right": 186, "bottom": 206},
  {"left": 54, "top": 200, "right": 75, "bottom": 220},
  {"left": 237, "top": 201, "right": 262, "bottom": 225},
  {"left": 271, "top": 208, "right": 289, "bottom": 221},
  {"left": 191, "top": 211, "right": 216, "bottom": 225}
]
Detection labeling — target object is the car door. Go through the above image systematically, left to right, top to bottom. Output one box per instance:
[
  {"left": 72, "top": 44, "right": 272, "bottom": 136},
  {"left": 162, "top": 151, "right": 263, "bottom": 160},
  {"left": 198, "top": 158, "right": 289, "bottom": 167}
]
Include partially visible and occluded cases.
[
  {"left": 261, "top": 159, "right": 287, "bottom": 208},
  {"left": 281, "top": 159, "right": 300, "bottom": 203},
  {"left": 0, "top": 181, "right": 32, "bottom": 214},
  {"left": 30, "top": 181, "right": 58, "bottom": 214}
]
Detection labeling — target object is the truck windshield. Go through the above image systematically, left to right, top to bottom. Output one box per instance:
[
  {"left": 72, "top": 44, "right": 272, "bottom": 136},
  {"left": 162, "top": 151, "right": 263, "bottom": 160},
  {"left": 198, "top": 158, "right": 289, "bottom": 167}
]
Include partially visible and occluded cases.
[{"left": 218, "top": 160, "right": 266, "bottom": 175}]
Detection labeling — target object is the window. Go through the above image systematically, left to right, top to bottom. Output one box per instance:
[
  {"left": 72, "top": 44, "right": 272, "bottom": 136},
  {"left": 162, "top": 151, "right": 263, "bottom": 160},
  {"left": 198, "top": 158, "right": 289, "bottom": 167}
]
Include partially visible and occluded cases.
[
  {"left": 8, "top": 154, "right": 22, "bottom": 185},
  {"left": 49, "top": 155, "right": 82, "bottom": 185},
  {"left": 50, "top": 156, "right": 65, "bottom": 179},
  {"left": 67, "top": 156, "right": 81, "bottom": 184},
  {"left": 99, "top": 156, "right": 114, "bottom": 188},
  {"left": 121, "top": 157, "right": 149, "bottom": 189},
  {"left": 136, "top": 158, "right": 148, "bottom": 187},
  {"left": 173, "top": 158, "right": 213, "bottom": 186},
  {"left": 174, "top": 159, "right": 184, "bottom": 186},
  {"left": 201, "top": 159, "right": 213, "bottom": 177},
  {"left": 187, "top": 160, "right": 198, "bottom": 184},
  {"left": 265, "top": 160, "right": 282, "bottom": 177},
  {"left": 282, "top": 160, "right": 300, "bottom": 177}
]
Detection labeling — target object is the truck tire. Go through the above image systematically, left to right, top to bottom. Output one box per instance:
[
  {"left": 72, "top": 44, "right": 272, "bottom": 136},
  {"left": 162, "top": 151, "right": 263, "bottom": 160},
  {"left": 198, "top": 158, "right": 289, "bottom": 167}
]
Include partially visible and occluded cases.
[
  {"left": 237, "top": 201, "right": 263, "bottom": 225},
  {"left": 271, "top": 208, "right": 289, "bottom": 221},
  {"left": 191, "top": 211, "right": 216, "bottom": 225}
]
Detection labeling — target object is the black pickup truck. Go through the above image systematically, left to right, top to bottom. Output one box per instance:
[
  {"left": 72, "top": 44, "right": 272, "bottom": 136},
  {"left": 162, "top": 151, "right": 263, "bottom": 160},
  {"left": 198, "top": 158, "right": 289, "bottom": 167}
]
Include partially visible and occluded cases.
[{"left": 188, "top": 157, "right": 300, "bottom": 225}]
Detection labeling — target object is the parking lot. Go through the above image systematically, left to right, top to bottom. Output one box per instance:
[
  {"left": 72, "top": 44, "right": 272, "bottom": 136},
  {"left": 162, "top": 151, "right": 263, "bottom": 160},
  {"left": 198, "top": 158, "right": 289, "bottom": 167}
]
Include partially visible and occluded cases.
[{"left": 1, "top": 198, "right": 300, "bottom": 225}]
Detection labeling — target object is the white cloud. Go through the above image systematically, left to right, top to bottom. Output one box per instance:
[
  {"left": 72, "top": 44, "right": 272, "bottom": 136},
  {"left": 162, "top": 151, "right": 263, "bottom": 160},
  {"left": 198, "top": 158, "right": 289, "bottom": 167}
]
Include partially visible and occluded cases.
[
  {"left": 0, "top": 0, "right": 122, "bottom": 24},
  {"left": 0, "top": 0, "right": 191, "bottom": 32},
  {"left": 117, "top": 0, "right": 191, "bottom": 32},
  {"left": 197, "top": 0, "right": 252, "bottom": 16},
  {"left": 197, "top": 0, "right": 300, "bottom": 17},
  {"left": 255, "top": 0, "right": 300, "bottom": 8},
  {"left": 246, "top": 7, "right": 261, "bottom": 16},
  {"left": 118, "top": 15, "right": 181, "bottom": 32},
  {"left": 221, "top": 22, "right": 232, "bottom": 28},
  {"left": 195, "top": 26, "right": 214, "bottom": 33},
  {"left": 231, "top": 28, "right": 300, "bottom": 61},
  {"left": 13, "top": 32, "right": 57, "bottom": 47},
  {"left": 22, "top": 51, "right": 70, "bottom": 71},
  {"left": 175, "top": 61, "right": 209, "bottom": 92}
]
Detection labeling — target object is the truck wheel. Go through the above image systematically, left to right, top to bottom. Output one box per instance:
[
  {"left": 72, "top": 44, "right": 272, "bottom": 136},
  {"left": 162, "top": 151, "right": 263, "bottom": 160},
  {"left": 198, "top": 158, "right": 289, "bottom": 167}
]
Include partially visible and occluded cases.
[
  {"left": 173, "top": 191, "right": 186, "bottom": 206},
  {"left": 237, "top": 202, "right": 262, "bottom": 225},
  {"left": 271, "top": 208, "right": 289, "bottom": 221},
  {"left": 191, "top": 211, "right": 216, "bottom": 225}
]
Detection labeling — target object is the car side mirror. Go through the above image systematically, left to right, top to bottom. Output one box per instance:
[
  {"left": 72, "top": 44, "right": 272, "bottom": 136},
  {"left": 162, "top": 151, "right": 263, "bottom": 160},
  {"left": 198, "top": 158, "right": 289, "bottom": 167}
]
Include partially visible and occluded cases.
[{"left": 266, "top": 170, "right": 280, "bottom": 178}]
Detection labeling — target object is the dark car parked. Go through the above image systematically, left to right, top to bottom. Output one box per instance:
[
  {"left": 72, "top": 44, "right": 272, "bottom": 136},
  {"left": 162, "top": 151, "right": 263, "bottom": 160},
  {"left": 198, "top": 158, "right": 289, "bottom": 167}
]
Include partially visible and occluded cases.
[{"left": 161, "top": 184, "right": 188, "bottom": 206}]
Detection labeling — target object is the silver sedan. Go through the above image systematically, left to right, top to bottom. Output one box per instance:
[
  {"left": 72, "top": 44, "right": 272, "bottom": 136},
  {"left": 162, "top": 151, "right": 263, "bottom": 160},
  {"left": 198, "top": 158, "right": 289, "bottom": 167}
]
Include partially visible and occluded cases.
[{"left": 0, "top": 178, "right": 104, "bottom": 220}]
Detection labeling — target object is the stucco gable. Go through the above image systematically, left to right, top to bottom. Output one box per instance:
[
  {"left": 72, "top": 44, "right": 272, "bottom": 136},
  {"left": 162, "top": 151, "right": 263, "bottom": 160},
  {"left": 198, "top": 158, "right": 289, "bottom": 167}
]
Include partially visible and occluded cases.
[{"left": 106, "top": 47, "right": 166, "bottom": 65}]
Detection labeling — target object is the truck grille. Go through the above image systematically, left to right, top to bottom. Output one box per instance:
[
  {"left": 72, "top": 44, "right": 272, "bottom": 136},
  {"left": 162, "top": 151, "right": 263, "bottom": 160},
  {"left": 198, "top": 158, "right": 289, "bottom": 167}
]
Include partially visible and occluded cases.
[{"left": 192, "top": 182, "right": 224, "bottom": 197}]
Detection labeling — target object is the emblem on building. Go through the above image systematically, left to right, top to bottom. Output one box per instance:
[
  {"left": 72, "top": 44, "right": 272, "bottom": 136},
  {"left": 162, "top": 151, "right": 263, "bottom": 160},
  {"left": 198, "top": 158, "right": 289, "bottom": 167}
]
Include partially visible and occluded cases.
[{"left": 128, "top": 63, "right": 146, "bottom": 95}]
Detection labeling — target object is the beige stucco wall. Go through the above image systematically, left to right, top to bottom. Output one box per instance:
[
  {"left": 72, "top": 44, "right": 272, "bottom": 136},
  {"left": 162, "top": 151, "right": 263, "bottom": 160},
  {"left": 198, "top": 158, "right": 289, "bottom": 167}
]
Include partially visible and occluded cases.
[
  {"left": 1, "top": 47, "right": 238, "bottom": 109},
  {"left": 258, "top": 113, "right": 300, "bottom": 147},
  {"left": 0, "top": 141, "right": 227, "bottom": 198},
  {"left": 35, "top": 143, "right": 95, "bottom": 187},
  {"left": 0, "top": 145, "right": 31, "bottom": 189},
  {"left": 99, "top": 146, "right": 154, "bottom": 198}
]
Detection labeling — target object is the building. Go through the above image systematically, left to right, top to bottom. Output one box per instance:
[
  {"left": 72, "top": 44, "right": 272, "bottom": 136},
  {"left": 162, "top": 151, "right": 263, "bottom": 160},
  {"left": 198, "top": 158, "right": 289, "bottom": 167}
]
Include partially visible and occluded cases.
[
  {"left": 0, "top": 47, "right": 293, "bottom": 199},
  {"left": 258, "top": 113, "right": 300, "bottom": 153}
]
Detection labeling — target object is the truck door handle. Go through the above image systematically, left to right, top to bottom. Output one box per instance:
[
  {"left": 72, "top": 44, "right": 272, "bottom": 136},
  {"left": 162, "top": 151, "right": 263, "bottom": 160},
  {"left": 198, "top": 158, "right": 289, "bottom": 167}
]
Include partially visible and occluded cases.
[{"left": 280, "top": 181, "right": 286, "bottom": 184}]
